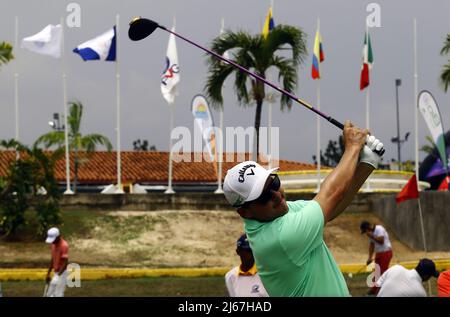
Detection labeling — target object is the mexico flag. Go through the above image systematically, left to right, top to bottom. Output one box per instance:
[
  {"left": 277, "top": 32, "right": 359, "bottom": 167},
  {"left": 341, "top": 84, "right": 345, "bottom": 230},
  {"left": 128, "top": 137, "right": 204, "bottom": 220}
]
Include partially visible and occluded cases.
[{"left": 360, "top": 31, "right": 373, "bottom": 90}]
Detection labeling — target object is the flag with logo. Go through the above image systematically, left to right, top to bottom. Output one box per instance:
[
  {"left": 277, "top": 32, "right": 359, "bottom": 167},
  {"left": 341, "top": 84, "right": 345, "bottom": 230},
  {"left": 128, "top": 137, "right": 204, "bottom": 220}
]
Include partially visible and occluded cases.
[
  {"left": 262, "top": 7, "right": 275, "bottom": 39},
  {"left": 21, "top": 24, "right": 62, "bottom": 58},
  {"left": 73, "top": 26, "right": 116, "bottom": 61},
  {"left": 161, "top": 27, "right": 180, "bottom": 105},
  {"left": 311, "top": 29, "right": 324, "bottom": 79},
  {"left": 360, "top": 31, "right": 373, "bottom": 90},
  {"left": 418, "top": 91, "right": 448, "bottom": 173},
  {"left": 191, "top": 95, "right": 216, "bottom": 162},
  {"left": 396, "top": 174, "right": 419, "bottom": 204}
]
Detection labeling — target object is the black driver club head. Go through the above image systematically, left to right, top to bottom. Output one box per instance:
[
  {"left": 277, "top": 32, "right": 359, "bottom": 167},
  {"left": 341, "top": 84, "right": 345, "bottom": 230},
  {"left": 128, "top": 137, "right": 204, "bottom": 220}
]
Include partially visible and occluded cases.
[{"left": 128, "top": 17, "right": 160, "bottom": 41}]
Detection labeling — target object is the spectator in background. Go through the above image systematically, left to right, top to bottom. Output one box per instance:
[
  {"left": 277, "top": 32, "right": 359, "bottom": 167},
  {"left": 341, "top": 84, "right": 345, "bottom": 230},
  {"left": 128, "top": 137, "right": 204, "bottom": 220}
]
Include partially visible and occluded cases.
[
  {"left": 360, "top": 220, "right": 393, "bottom": 295},
  {"left": 45, "top": 227, "right": 69, "bottom": 297},
  {"left": 225, "top": 234, "right": 268, "bottom": 297},
  {"left": 376, "top": 258, "right": 439, "bottom": 297},
  {"left": 438, "top": 270, "right": 450, "bottom": 297}
]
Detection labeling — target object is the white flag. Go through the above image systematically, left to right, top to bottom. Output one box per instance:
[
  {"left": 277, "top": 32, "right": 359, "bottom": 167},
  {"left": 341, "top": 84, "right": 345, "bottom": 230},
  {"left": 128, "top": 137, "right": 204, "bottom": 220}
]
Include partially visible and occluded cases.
[
  {"left": 21, "top": 24, "right": 62, "bottom": 58},
  {"left": 161, "top": 27, "right": 180, "bottom": 105}
]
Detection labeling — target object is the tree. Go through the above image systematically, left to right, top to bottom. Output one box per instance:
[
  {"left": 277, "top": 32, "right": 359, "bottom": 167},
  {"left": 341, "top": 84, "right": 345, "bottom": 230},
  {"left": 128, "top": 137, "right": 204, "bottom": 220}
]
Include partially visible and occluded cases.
[
  {"left": 205, "top": 26, "right": 307, "bottom": 160},
  {"left": 440, "top": 34, "right": 450, "bottom": 92},
  {"left": 0, "top": 42, "right": 14, "bottom": 67},
  {"left": 34, "top": 101, "right": 113, "bottom": 193},
  {"left": 312, "top": 136, "right": 345, "bottom": 168},
  {"left": 420, "top": 136, "right": 438, "bottom": 157},
  {"left": 0, "top": 140, "right": 62, "bottom": 238}
]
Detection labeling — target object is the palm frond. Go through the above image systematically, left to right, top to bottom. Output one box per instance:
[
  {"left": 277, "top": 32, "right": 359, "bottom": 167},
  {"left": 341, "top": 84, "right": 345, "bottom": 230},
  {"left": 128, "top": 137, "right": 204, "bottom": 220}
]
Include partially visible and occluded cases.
[
  {"left": 263, "top": 25, "right": 308, "bottom": 67},
  {"left": 440, "top": 35, "right": 450, "bottom": 55},
  {"left": 0, "top": 42, "right": 14, "bottom": 66},
  {"left": 233, "top": 49, "right": 258, "bottom": 106},
  {"left": 271, "top": 56, "right": 297, "bottom": 110},
  {"left": 440, "top": 62, "right": 450, "bottom": 92},
  {"left": 204, "top": 63, "right": 235, "bottom": 108},
  {"left": 68, "top": 101, "right": 83, "bottom": 135},
  {"left": 34, "top": 131, "right": 65, "bottom": 149},
  {"left": 81, "top": 134, "right": 113, "bottom": 152},
  {"left": 0, "top": 139, "right": 29, "bottom": 153}
]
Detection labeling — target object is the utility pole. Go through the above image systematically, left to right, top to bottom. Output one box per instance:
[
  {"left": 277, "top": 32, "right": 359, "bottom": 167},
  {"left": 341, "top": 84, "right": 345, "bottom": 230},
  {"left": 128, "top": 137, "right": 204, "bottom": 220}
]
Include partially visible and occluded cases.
[
  {"left": 390, "top": 79, "right": 411, "bottom": 171},
  {"left": 395, "top": 79, "right": 401, "bottom": 168}
]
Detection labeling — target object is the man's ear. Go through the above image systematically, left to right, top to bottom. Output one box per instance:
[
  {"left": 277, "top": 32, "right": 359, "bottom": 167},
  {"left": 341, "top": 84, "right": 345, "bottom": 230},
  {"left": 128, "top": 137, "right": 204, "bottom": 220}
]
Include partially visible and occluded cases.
[{"left": 237, "top": 206, "right": 252, "bottom": 219}]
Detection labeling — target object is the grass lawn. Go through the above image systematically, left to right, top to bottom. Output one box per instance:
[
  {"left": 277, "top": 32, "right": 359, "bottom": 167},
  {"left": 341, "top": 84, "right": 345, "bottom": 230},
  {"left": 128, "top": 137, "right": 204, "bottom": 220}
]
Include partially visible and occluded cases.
[
  {"left": 0, "top": 273, "right": 439, "bottom": 297},
  {"left": 1, "top": 276, "right": 229, "bottom": 297}
]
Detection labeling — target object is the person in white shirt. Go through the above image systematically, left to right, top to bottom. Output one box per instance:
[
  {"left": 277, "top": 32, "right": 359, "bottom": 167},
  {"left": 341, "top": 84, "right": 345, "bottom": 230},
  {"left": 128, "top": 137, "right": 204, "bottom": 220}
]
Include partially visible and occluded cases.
[
  {"left": 360, "top": 221, "right": 393, "bottom": 295},
  {"left": 225, "top": 234, "right": 268, "bottom": 297},
  {"left": 376, "top": 258, "right": 440, "bottom": 297}
]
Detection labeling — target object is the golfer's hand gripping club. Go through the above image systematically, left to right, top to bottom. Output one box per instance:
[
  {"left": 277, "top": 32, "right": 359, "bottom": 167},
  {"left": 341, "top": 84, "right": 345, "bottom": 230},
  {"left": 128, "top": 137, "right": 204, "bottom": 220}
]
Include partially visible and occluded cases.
[{"left": 360, "top": 135, "right": 385, "bottom": 169}]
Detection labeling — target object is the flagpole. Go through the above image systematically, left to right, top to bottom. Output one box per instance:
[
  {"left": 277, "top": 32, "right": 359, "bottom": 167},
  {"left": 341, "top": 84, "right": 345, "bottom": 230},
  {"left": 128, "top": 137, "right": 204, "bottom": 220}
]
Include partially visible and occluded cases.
[
  {"left": 114, "top": 14, "right": 124, "bottom": 194},
  {"left": 14, "top": 16, "right": 19, "bottom": 159},
  {"left": 165, "top": 16, "right": 176, "bottom": 195},
  {"left": 61, "top": 17, "right": 74, "bottom": 195},
  {"left": 316, "top": 17, "right": 321, "bottom": 192},
  {"left": 215, "top": 18, "right": 226, "bottom": 194},
  {"left": 413, "top": 18, "right": 430, "bottom": 295},
  {"left": 414, "top": 18, "right": 419, "bottom": 181},
  {"left": 365, "top": 23, "right": 372, "bottom": 192},
  {"left": 365, "top": 24, "right": 370, "bottom": 132},
  {"left": 266, "top": 70, "right": 275, "bottom": 169},
  {"left": 268, "top": 97, "right": 273, "bottom": 169},
  {"left": 165, "top": 102, "right": 175, "bottom": 194},
  {"left": 214, "top": 106, "right": 224, "bottom": 194},
  {"left": 418, "top": 196, "right": 432, "bottom": 295}
]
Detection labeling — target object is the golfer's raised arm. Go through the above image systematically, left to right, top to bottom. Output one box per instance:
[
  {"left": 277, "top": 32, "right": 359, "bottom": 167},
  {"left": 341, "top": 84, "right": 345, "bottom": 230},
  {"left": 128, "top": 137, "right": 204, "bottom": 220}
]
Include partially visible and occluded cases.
[{"left": 314, "top": 121, "right": 368, "bottom": 223}]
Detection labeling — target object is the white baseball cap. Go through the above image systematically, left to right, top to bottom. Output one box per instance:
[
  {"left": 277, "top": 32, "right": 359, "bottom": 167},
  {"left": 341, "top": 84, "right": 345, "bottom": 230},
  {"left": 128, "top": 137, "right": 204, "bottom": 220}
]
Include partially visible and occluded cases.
[
  {"left": 223, "top": 161, "right": 278, "bottom": 207},
  {"left": 45, "top": 227, "right": 60, "bottom": 244}
]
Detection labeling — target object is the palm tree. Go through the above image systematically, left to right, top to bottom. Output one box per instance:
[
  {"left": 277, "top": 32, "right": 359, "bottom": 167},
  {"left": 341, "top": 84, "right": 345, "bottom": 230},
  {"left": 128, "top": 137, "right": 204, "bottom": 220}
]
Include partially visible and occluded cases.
[
  {"left": 205, "top": 25, "right": 307, "bottom": 160},
  {"left": 440, "top": 34, "right": 450, "bottom": 92},
  {"left": 0, "top": 42, "right": 14, "bottom": 67},
  {"left": 35, "top": 101, "right": 113, "bottom": 193},
  {"left": 420, "top": 136, "right": 437, "bottom": 157}
]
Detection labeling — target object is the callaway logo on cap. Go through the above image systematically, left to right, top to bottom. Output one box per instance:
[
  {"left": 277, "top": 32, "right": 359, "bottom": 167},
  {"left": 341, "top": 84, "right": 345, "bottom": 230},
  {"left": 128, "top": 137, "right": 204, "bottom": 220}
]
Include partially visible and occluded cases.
[{"left": 223, "top": 161, "right": 278, "bottom": 207}]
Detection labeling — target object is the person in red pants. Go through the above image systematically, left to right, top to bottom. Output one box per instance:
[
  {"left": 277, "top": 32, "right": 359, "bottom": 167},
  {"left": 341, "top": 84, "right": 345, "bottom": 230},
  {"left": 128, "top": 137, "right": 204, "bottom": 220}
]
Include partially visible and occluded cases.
[{"left": 360, "top": 221, "right": 393, "bottom": 295}]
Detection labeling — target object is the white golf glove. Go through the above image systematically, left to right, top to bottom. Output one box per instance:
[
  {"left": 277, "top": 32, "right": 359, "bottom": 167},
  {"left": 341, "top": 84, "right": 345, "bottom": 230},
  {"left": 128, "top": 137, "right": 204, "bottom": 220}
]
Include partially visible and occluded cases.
[
  {"left": 359, "top": 135, "right": 384, "bottom": 169},
  {"left": 51, "top": 273, "right": 60, "bottom": 285}
]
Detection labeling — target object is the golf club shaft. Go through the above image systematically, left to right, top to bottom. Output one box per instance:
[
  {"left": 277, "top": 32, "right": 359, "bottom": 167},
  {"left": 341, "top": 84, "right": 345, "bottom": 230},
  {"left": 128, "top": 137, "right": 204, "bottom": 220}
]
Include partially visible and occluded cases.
[{"left": 158, "top": 25, "right": 344, "bottom": 130}]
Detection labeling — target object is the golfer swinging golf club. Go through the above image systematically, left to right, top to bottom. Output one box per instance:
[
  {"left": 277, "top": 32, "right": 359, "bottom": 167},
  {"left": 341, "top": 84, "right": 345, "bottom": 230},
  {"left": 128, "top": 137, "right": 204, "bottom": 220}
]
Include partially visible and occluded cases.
[{"left": 223, "top": 121, "right": 384, "bottom": 296}]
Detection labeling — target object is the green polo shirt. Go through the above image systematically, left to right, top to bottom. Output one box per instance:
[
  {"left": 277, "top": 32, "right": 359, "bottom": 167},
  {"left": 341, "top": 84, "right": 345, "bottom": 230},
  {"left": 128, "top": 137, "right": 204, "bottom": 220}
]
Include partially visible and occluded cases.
[{"left": 243, "top": 200, "right": 350, "bottom": 297}]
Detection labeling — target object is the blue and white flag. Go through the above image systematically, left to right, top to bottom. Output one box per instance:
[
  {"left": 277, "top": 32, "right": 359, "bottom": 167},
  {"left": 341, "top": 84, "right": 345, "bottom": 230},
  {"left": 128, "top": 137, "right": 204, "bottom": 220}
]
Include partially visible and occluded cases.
[
  {"left": 73, "top": 26, "right": 116, "bottom": 61},
  {"left": 161, "top": 27, "right": 180, "bottom": 104}
]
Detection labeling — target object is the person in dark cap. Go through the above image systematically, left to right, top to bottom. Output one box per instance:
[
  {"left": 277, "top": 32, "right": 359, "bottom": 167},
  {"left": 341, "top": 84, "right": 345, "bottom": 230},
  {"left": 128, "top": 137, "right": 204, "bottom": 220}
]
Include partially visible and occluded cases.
[
  {"left": 360, "top": 220, "right": 393, "bottom": 295},
  {"left": 224, "top": 234, "right": 268, "bottom": 297},
  {"left": 376, "top": 258, "right": 439, "bottom": 297}
]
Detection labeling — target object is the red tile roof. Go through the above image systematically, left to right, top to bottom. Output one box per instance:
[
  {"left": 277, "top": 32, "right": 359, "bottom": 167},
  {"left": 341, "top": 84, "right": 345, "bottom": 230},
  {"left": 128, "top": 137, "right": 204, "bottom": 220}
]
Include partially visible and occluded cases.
[{"left": 0, "top": 151, "right": 317, "bottom": 184}]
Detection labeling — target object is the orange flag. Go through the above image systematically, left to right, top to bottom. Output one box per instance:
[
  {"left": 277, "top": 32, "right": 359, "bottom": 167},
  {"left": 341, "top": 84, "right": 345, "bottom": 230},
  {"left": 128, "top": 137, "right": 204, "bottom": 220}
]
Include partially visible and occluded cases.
[{"left": 396, "top": 174, "right": 419, "bottom": 203}]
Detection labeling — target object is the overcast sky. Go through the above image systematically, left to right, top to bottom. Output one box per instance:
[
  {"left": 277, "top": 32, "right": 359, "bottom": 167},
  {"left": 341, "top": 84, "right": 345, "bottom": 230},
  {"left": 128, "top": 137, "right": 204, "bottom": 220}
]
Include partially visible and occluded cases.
[{"left": 1, "top": 0, "right": 449, "bottom": 164}]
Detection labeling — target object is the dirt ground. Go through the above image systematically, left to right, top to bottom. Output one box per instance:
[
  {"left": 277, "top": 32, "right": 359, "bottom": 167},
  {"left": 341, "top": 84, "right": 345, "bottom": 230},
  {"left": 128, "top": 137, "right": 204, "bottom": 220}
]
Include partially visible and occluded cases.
[{"left": 1, "top": 210, "right": 449, "bottom": 268}]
